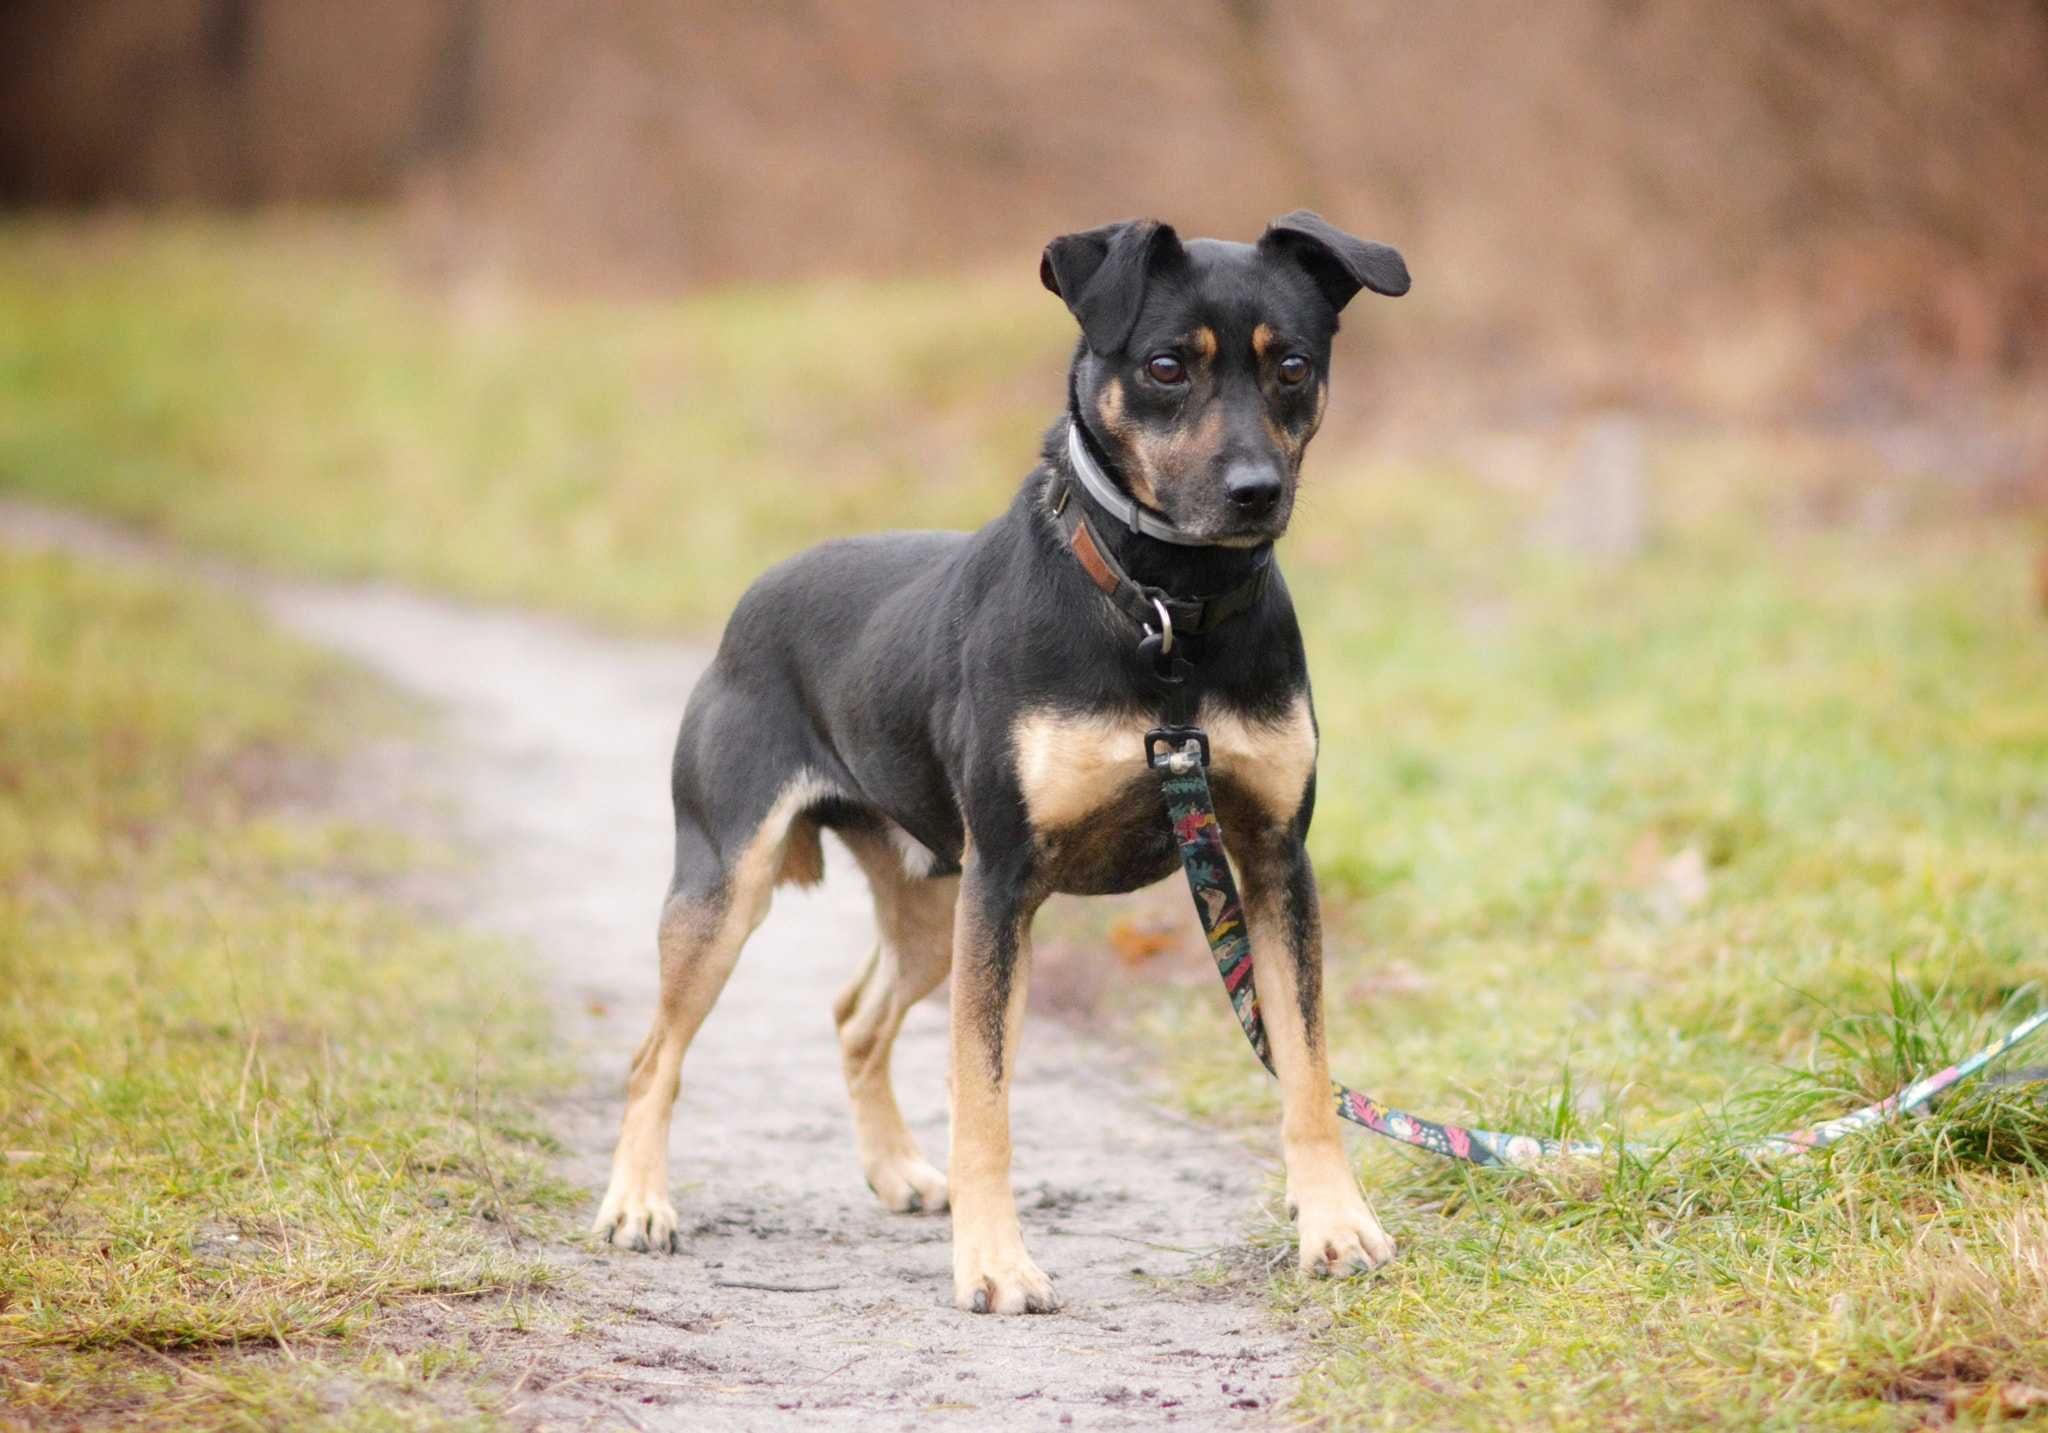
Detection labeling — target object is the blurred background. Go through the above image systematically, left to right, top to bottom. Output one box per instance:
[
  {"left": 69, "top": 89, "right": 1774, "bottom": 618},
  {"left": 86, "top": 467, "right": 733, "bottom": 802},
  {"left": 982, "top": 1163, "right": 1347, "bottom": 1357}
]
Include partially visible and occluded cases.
[
  {"left": 2, "top": 0, "right": 2044, "bottom": 959},
  {"left": 2, "top": 0, "right": 2045, "bottom": 1017},
  {"left": 8, "top": 0, "right": 2048, "bottom": 397},
  {"left": 8, "top": 0, "right": 2048, "bottom": 509},
  {"left": 5, "top": 3, "right": 2047, "bottom": 594},
  {"left": 5, "top": 10, "right": 2048, "bottom": 1421}
]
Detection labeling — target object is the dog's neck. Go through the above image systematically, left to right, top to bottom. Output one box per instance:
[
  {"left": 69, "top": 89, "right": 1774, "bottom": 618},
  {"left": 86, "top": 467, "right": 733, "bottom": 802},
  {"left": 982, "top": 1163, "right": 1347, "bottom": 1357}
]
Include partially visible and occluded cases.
[{"left": 1051, "top": 404, "right": 1273, "bottom": 601}]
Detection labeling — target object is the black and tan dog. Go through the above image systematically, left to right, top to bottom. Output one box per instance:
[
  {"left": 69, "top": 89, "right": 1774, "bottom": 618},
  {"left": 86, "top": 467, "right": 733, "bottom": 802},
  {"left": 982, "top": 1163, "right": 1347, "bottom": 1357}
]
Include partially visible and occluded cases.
[{"left": 593, "top": 211, "right": 1409, "bottom": 1314}]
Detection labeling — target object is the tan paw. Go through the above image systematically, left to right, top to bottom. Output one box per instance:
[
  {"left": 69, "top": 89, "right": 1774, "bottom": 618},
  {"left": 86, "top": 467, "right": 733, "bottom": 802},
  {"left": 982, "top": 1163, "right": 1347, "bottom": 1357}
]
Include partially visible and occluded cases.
[
  {"left": 865, "top": 1154, "right": 949, "bottom": 1215},
  {"left": 591, "top": 1179, "right": 679, "bottom": 1254},
  {"left": 1295, "top": 1191, "right": 1395, "bottom": 1277},
  {"left": 953, "top": 1243, "right": 1058, "bottom": 1314}
]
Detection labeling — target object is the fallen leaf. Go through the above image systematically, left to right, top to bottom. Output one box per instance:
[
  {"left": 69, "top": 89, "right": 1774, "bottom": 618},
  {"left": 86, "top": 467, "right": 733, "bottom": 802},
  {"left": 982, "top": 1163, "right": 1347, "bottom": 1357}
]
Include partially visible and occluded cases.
[{"left": 1108, "top": 917, "right": 1177, "bottom": 967}]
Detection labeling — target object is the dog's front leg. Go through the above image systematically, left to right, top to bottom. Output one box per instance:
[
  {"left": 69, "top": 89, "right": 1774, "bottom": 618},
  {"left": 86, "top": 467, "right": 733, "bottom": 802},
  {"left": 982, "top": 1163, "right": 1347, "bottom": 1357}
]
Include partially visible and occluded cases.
[
  {"left": 1240, "top": 838, "right": 1396, "bottom": 1277},
  {"left": 946, "top": 848, "right": 1057, "bottom": 1314}
]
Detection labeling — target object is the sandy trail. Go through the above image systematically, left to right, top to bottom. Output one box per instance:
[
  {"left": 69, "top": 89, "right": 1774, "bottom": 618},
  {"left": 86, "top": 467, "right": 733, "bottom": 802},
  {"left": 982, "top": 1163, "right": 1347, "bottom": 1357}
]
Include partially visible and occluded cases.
[{"left": 3, "top": 501, "right": 1305, "bottom": 1429}]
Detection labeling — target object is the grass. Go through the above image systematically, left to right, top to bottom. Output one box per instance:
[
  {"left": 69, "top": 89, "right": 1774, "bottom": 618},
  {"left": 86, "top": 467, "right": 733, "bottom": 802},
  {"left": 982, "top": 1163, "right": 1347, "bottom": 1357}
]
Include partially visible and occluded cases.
[
  {"left": 0, "top": 215, "right": 1065, "bottom": 629},
  {"left": 4, "top": 215, "right": 2046, "bottom": 1427},
  {"left": 1151, "top": 462, "right": 2048, "bottom": 1425},
  {"left": 0, "top": 549, "right": 570, "bottom": 1428},
  {"left": 1272, "top": 999, "right": 2048, "bottom": 1428}
]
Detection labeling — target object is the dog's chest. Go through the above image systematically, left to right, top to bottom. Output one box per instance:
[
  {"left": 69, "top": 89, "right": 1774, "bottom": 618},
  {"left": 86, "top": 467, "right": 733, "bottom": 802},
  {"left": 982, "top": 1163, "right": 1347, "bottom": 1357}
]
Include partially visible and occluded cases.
[{"left": 1008, "top": 697, "right": 1315, "bottom": 895}]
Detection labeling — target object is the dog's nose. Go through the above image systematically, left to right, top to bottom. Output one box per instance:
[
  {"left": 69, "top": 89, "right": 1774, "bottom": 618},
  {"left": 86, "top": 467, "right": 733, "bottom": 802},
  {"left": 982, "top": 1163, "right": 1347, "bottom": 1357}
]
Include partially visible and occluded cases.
[{"left": 1223, "top": 462, "right": 1284, "bottom": 517}]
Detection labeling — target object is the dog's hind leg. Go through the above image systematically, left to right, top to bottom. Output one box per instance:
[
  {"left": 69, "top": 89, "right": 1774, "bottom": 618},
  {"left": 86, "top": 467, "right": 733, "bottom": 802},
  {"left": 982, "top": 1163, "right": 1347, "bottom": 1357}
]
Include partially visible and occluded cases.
[
  {"left": 592, "top": 782, "right": 820, "bottom": 1252},
  {"left": 832, "top": 826, "right": 956, "bottom": 1214}
]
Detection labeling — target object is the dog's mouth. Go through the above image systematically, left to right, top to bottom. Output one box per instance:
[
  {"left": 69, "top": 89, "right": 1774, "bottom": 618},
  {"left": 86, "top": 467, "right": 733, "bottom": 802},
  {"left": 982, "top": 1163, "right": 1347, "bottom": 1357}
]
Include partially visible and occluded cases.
[
  {"left": 1171, "top": 501, "right": 1292, "bottom": 548},
  {"left": 1203, "top": 522, "right": 1287, "bottom": 549}
]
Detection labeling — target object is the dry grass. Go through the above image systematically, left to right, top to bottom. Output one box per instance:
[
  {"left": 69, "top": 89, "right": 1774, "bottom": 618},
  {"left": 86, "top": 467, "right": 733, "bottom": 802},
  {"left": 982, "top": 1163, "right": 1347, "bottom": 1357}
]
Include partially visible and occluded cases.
[{"left": 0, "top": 550, "right": 570, "bottom": 1428}]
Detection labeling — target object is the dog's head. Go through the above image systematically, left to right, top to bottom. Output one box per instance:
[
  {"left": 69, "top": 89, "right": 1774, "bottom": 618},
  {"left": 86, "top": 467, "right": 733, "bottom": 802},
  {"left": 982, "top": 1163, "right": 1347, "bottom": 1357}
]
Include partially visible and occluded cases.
[{"left": 1042, "top": 211, "right": 1407, "bottom": 546}]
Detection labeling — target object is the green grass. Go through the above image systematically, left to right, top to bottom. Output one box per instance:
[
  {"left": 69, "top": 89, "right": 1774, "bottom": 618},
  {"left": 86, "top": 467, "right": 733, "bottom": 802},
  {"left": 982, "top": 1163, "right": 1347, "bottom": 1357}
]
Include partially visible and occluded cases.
[
  {"left": 0, "top": 216, "right": 1065, "bottom": 628},
  {"left": 4, "top": 216, "right": 2046, "bottom": 1427},
  {"left": 1151, "top": 464, "right": 2048, "bottom": 1425},
  {"left": 0, "top": 550, "right": 570, "bottom": 1429}
]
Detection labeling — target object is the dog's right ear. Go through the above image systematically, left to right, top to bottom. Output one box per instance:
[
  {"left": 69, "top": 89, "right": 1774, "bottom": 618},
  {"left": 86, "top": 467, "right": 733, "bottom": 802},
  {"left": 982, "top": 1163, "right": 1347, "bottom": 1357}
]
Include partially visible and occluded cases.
[{"left": 1040, "top": 219, "right": 1183, "bottom": 355}]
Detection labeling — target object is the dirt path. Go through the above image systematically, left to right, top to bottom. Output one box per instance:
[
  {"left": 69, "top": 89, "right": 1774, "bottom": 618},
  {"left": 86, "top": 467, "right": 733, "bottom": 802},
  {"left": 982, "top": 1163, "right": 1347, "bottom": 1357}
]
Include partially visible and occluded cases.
[{"left": 3, "top": 502, "right": 1306, "bottom": 1429}]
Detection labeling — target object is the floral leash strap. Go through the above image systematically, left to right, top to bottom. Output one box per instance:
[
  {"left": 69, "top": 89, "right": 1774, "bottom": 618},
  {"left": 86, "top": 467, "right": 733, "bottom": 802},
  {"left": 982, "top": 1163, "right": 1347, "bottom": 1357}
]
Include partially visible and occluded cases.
[{"left": 1150, "top": 735, "right": 2048, "bottom": 1169}]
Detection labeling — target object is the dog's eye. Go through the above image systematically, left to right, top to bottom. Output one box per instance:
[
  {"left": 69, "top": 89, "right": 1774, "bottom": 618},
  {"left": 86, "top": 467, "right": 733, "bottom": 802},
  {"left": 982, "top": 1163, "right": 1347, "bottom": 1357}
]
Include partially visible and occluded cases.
[
  {"left": 1145, "top": 354, "right": 1186, "bottom": 385},
  {"left": 1277, "top": 355, "right": 1312, "bottom": 386}
]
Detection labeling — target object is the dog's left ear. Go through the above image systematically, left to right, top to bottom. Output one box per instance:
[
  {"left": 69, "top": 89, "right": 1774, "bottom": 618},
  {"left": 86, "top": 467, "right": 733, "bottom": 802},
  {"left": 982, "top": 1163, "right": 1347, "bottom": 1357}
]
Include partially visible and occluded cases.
[
  {"left": 1258, "top": 210, "right": 1410, "bottom": 311},
  {"left": 1041, "top": 219, "right": 1185, "bottom": 354}
]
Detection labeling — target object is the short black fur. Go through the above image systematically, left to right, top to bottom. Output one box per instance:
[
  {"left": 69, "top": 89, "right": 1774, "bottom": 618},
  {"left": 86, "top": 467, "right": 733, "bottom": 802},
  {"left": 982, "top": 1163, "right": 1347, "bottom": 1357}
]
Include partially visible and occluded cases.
[{"left": 668, "top": 211, "right": 1408, "bottom": 1074}]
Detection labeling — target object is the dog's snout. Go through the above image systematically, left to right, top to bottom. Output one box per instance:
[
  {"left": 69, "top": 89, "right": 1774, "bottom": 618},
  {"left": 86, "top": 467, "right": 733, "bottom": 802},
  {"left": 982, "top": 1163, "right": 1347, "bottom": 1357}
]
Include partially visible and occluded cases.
[{"left": 1223, "top": 462, "right": 1284, "bottom": 517}]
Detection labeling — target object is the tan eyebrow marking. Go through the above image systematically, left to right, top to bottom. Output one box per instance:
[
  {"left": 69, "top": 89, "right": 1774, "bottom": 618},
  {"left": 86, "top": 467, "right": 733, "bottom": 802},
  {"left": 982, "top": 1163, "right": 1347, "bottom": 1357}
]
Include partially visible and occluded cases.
[
  {"left": 1252, "top": 323, "right": 1277, "bottom": 360},
  {"left": 1188, "top": 326, "right": 1218, "bottom": 360},
  {"left": 1096, "top": 376, "right": 1127, "bottom": 432}
]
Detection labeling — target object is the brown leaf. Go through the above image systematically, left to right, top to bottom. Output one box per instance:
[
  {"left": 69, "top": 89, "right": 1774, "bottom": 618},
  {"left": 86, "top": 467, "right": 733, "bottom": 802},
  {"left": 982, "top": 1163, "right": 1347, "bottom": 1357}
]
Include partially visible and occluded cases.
[{"left": 1108, "top": 917, "right": 1176, "bottom": 967}]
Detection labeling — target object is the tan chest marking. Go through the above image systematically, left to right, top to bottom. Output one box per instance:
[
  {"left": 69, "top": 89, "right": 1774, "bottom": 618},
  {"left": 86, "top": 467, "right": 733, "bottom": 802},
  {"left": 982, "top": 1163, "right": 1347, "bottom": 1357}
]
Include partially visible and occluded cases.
[{"left": 1010, "top": 695, "right": 1316, "bottom": 833}]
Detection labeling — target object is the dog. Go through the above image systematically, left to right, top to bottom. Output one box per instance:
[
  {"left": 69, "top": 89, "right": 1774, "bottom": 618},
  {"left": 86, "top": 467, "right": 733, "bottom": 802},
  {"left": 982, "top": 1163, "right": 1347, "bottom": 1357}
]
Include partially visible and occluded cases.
[{"left": 593, "top": 211, "right": 1410, "bottom": 1314}]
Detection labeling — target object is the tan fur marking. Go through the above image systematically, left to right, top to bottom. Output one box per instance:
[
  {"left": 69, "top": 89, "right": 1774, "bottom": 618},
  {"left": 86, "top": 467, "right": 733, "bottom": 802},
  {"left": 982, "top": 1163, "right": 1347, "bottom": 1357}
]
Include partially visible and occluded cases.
[
  {"left": 1253, "top": 322, "right": 1277, "bottom": 360},
  {"left": 1189, "top": 326, "right": 1218, "bottom": 360},
  {"left": 1096, "top": 376, "right": 1127, "bottom": 432},
  {"left": 1096, "top": 378, "right": 1161, "bottom": 507},
  {"left": 1261, "top": 379, "right": 1325, "bottom": 470},
  {"left": 1131, "top": 404, "right": 1225, "bottom": 503},
  {"left": 1263, "top": 412, "right": 1305, "bottom": 464},
  {"left": 1220, "top": 694, "right": 1317, "bottom": 818},
  {"left": 1011, "top": 695, "right": 1315, "bottom": 834},
  {"left": 1011, "top": 709, "right": 1140, "bottom": 832},
  {"left": 592, "top": 774, "right": 832, "bottom": 1250},
  {"left": 716, "top": 775, "right": 833, "bottom": 940},
  {"left": 779, "top": 816, "right": 827, "bottom": 887},
  {"left": 833, "top": 826, "right": 956, "bottom": 1214},
  {"left": 1236, "top": 859, "right": 1394, "bottom": 1274},
  {"left": 947, "top": 887, "right": 1055, "bottom": 1313}
]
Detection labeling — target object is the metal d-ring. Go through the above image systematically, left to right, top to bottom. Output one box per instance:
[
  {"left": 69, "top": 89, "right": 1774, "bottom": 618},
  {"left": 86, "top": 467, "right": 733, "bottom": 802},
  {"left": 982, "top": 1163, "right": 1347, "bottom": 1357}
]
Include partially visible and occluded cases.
[{"left": 1145, "top": 596, "right": 1174, "bottom": 656}]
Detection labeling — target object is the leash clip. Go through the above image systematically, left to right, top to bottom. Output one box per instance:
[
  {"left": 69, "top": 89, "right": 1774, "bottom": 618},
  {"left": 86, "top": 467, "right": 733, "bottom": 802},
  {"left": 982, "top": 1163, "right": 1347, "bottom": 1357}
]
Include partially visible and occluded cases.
[
  {"left": 1138, "top": 596, "right": 1193, "bottom": 690},
  {"left": 1143, "top": 596, "right": 1173, "bottom": 656},
  {"left": 1145, "top": 725, "right": 1210, "bottom": 772}
]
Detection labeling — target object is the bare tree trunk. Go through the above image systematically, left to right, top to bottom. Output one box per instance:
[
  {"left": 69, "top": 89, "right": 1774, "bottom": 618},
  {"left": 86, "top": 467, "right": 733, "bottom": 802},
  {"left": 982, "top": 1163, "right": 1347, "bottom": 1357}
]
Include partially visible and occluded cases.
[
  {"left": 204, "top": 0, "right": 258, "bottom": 204},
  {"left": 411, "top": 0, "right": 484, "bottom": 164},
  {"left": 1220, "top": 0, "right": 1319, "bottom": 210}
]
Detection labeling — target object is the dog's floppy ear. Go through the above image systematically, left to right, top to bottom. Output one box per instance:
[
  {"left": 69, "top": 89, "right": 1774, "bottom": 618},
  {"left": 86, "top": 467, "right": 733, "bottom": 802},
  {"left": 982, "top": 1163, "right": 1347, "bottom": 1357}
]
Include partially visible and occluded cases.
[
  {"left": 1258, "top": 210, "right": 1409, "bottom": 311},
  {"left": 1040, "top": 219, "right": 1184, "bottom": 354}
]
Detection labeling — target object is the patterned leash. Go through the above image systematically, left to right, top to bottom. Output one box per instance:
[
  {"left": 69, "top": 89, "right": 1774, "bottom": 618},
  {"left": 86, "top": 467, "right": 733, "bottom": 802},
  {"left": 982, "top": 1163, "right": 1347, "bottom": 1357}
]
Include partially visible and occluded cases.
[{"left": 1149, "top": 732, "right": 2048, "bottom": 1169}]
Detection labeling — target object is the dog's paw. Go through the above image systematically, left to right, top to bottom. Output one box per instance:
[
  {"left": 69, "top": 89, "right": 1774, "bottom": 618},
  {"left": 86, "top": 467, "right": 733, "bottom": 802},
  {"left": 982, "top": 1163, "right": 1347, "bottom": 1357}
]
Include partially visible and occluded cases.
[
  {"left": 866, "top": 1154, "right": 949, "bottom": 1215},
  {"left": 591, "top": 1183, "right": 679, "bottom": 1254},
  {"left": 1296, "top": 1193, "right": 1395, "bottom": 1278},
  {"left": 953, "top": 1243, "right": 1058, "bottom": 1315}
]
